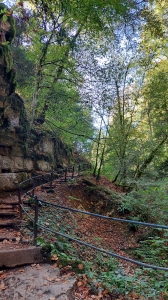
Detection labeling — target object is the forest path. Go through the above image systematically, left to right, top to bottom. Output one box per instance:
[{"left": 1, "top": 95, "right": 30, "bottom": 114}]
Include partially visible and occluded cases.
[
  {"left": 0, "top": 176, "right": 141, "bottom": 299},
  {"left": 31, "top": 176, "right": 140, "bottom": 273}
]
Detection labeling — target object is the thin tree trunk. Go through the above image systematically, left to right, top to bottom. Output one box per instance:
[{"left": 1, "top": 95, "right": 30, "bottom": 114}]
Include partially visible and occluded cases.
[
  {"left": 40, "top": 26, "right": 83, "bottom": 121},
  {"left": 30, "top": 30, "right": 55, "bottom": 127},
  {"left": 93, "top": 119, "right": 103, "bottom": 177},
  {"left": 134, "top": 135, "right": 167, "bottom": 179},
  {"left": 96, "top": 136, "right": 106, "bottom": 180},
  {"left": 112, "top": 171, "right": 120, "bottom": 183}
]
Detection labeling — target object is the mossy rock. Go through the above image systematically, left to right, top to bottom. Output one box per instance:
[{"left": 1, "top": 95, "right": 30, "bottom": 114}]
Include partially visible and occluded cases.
[
  {"left": 0, "top": 3, "right": 15, "bottom": 43},
  {"left": 0, "top": 4, "right": 16, "bottom": 79},
  {"left": 8, "top": 93, "right": 29, "bottom": 138}
]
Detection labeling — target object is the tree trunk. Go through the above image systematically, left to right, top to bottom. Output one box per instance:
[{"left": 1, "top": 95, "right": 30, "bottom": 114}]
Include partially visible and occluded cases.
[{"left": 134, "top": 135, "right": 167, "bottom": 179}]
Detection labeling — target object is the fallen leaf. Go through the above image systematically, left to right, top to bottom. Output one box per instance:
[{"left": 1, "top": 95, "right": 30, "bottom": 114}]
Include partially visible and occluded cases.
[
  {"left": 51, "top": 254, "right": 58, "bottom": 261},
  {"left": 78, "top": 263, "right": 83, "bottom": 270},
  {"left": 19, "top": 269, "right": 24, "bottom": 273},
  {"left": 0, "top": 273, "right": 8, "bottom": 280},
  {"left": 47, "top": 277, "right": 55, "bottom": 282},
  {"left": 77, "top": 281, "right": 83, "bottom": 287},
  {"left": 0, "top": 282, "right": 7, "bottom": 290},
  {"left": 103, "top": 288, "right": 110, "bottom": 296},
  {"left": 37, "top": 294, "right": 43, "bottom": 298}
]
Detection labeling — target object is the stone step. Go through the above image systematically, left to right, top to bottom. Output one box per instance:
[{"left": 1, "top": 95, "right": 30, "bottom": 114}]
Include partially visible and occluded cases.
[
  {"left": 41, "top": 185, "right": 56, "bottom": 189},
  {"left": 0, "top": 200, "right": 19, "bottom": 205},
  {"left": 0, "top": 204, "right": 13, "bottom": 209},
  {"left": 0, "top": 210, "right": 17, "bottom": 217},
  {"left": 0, "top": 220, "right": 19, "bottom": 227},
  {"left": 0, "top": 236, "right": 18, "bottom": 242},
  {"left": 0, "top": 246, "right": 43, "bottom": 267}
]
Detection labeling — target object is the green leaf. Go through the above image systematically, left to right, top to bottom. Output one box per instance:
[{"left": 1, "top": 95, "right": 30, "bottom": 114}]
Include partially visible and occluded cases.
[{"left": 2, "top": 14, "right": 7, "bottom": 22}]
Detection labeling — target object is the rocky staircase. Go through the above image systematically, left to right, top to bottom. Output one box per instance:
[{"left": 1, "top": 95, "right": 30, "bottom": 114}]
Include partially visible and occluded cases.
[
  {"left": 0, "top": 192, "right": 43, "bottom": 268},
  {"left": 0, "top": 193, "right": 21, "bottom": 247},
  {"left": 0, "top": 195, "right": 19, "bottom": 225}
]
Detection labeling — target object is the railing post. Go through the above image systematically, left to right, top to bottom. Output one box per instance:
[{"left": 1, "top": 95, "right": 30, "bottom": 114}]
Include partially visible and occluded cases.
[
  {"left": 78, "top": 165, "right": 80, "bottom": 176},
  {"left": 72, "top": 166, "right": 74, "bottom": 179},
  {"left": 64, "top": 168, "right": 67, "bottom": 182},
  {"left": 50, "top": 172, "right": 53, "bottom": 188},
  {"left": 41, "top": 174, "right": 44, "bottom": 191},
  {"left": 32, "top": 178, "right": 35, "bottom": 196},
  {"left": 18, "top": 187, "right": 22, "bottom": 219},
  {"left": 34, "top": 196, "right": 39, "bottom": 246}
]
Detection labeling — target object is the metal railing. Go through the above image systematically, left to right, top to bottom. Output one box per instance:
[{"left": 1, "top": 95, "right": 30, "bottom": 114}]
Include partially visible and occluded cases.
[{"left": 18, "top": 166, "right": 168, "bottom": 271}]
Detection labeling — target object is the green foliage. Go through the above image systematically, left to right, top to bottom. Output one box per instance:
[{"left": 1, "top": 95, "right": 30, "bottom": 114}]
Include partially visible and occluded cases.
[
  {"left": 0, "top": 3, "right": 15, "bottom": 42},
  {"left": 0, "top": 4, "right": 16, "bottom": 92},
  {"left": 0, "top": 44, "right": 13, "bottom": 72},
  {"left": 12, "top": 47, "right": 34, "bottom": 101},
  {"left": 117, "top": 180, "right": 168, "bottom": 224},
  {"left": 28, "top": 197, "right": 35, "bottom": 205},
  {"left": 134, "top": 231, "right": 168, "bottom": 266},
  {"left": 37, "top": 234, "right": 168, "bottom": 298},
  {"left": 37, "top": 236, "right": 82, "bottom": 268}
]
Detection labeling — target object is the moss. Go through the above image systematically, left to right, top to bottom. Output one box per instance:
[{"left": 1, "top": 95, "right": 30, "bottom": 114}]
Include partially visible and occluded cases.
[
  {"left": 0, "top": 3, "right": 15, "bottom": 43},
  {"left": 0, "top": 4, "right": 16, "bottom": 83},
  {"left": 0, "top": 44, "right": 13, "bottom": 71},
  {"left": 0, "top": 44, "right": 16, "bottom": 93},
  {"left": 7, "top": 68, "right": 16, "bottom": 93},
  {"left": 8, "top": 93, "right": 30, "bottom": 144},
  {"left": 8, "top": 93, "right": 30, "bottom": 157},
  {"left": 30, "top": 150, "right": 52, "bottom": 162}
]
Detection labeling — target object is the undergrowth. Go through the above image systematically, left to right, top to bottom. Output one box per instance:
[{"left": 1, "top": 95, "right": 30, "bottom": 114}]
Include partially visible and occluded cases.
[
  {"left": 21, "top": 177, "right": 168, "bottom": 299},
  {"left": 117, "top": 179, "right": 168, "bottom": 224},
  {"left": 36, "top": 235, "right": 168, "bottom": 299}
]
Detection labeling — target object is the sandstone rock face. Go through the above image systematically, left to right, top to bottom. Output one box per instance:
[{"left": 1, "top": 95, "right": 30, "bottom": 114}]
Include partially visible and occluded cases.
[
  {"left": 0, "top": 7, "right": 71, "bottom": 191},
  {"left": 0, "top": 15, "right": 32, "bottom": 191},
  {"left": 40, "top": 137, "right": 54, "bottom": 155},
  {"left": 0, "top": 156, "right": 34, "bottom": 173},
  {"left": 36, "top": 160, "right": 52, "bottom": 172},
  {"left": 0, "top": 172, "right": 31, "bottom": 191}
]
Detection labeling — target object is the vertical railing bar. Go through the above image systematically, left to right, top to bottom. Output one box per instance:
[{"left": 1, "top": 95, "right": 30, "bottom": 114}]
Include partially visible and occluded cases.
[
  {"left": 72, "top": 166, "right": 74, "bottom": 179},
  {"left": 65, "top": 168, "right": 67, "bottom": 182},
  {"left": 50, "top": 172, "right": 53, "bottom": 188},
  {"left": 41, "top": 174, "right": 44, "bottom": 191},
  {"left": 32, "top": 178, "right": 35, "bottom": 196},
  {"left": 18, "top": 187, "right": 22, "bottom": 219},
  {"left": 34, "top": 196, "right": 39, "bottom": 246}
]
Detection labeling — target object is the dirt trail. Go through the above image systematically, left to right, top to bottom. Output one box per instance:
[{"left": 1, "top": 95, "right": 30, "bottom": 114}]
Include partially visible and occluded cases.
[{"left": 33, "top": 176, "right": 140, "bottom": 273}]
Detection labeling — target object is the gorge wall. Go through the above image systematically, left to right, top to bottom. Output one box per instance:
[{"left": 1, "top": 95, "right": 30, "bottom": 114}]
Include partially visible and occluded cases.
[{"left": 0, "top": 4, "right": 73, "bottom": 191}]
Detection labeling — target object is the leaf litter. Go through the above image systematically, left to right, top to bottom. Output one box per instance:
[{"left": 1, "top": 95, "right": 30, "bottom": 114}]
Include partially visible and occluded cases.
[{"left": 0, "top": 175, "right": 151, "bottom": 299}]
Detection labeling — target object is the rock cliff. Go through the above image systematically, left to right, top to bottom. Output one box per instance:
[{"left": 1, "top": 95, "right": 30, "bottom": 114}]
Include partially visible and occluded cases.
[{"left": 0, "top": 4, "right": 72, "bottom": 191}]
